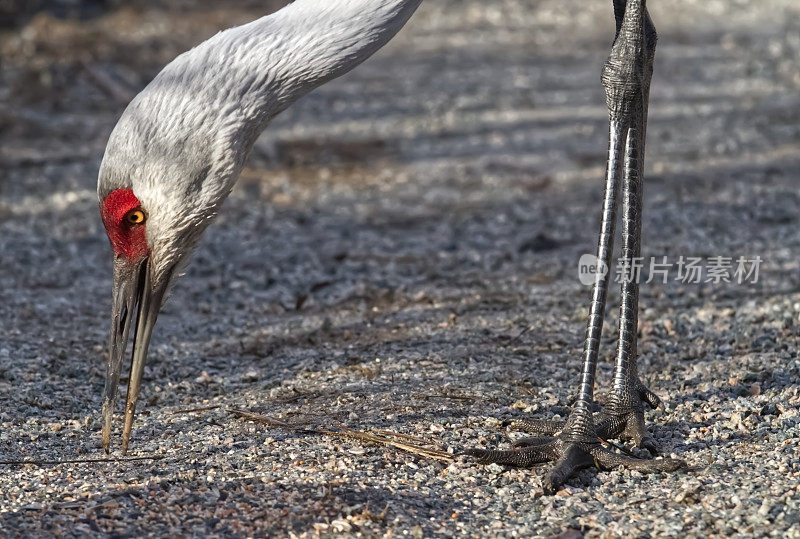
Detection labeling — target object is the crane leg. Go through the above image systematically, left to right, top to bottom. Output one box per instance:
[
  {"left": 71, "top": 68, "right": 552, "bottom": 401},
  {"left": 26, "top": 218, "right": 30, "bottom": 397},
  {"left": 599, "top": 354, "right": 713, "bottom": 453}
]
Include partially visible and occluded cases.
[
  {"left": 466, "top": 0, "right": 683, "bottom": 493},
  {"left": 593, "top": 0, "right": 662, "bottom": 454}
]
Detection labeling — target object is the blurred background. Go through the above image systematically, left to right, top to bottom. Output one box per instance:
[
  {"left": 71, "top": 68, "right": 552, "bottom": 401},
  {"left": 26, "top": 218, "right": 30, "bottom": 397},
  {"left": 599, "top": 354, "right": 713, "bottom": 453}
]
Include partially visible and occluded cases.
[{"left": 0, "top": 0, "right": 799, "bottom": 535}]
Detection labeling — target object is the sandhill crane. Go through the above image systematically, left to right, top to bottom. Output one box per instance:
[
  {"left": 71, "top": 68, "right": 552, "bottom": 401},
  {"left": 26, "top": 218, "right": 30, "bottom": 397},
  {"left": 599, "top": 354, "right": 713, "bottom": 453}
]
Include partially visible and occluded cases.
[{"left": 98, "top": 0, "right": 682, "bottom": 492}]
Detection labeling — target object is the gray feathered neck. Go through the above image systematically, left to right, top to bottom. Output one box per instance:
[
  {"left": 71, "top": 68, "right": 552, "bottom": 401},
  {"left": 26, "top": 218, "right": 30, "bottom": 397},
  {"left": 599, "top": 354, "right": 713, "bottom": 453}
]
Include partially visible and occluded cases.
[{"left": 97, "top": 0, "right": 422, "bottom": 282}]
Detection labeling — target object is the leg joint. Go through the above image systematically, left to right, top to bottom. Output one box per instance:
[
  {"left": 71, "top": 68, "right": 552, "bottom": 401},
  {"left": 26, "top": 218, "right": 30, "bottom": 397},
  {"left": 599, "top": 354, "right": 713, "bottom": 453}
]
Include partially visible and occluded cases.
[{"left": 601, "top": 0, "right": 657, "bottom": 118}]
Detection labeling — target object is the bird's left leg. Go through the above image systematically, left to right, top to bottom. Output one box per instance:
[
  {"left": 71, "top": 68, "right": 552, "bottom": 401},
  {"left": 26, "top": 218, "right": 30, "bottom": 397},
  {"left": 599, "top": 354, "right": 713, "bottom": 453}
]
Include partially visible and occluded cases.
[{"left": 593, "top": 0, "right": 661, "bottom": 454}]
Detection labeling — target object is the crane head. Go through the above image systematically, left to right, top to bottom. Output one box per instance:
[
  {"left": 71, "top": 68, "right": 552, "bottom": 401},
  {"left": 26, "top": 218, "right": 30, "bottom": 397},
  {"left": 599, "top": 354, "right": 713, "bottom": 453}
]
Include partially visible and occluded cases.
[
  {"left": 96, "top": 88, "right": 232, "bottom": 454},
  {"left": 98, "top": 186, "right": 163, "bottom": 455}
]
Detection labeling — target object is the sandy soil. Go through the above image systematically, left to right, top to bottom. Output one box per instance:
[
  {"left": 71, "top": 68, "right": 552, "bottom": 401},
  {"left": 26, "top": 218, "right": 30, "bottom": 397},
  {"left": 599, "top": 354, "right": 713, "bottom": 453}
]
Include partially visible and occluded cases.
[{"left": 1, "top": 0, "right": 799, "bottom": 536}]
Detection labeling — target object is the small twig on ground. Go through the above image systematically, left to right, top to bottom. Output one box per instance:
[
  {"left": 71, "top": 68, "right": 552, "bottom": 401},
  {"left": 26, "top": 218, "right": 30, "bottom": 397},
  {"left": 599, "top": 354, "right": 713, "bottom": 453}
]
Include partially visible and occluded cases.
[
  {"left": 509, "top": 325, "right": 533, "bottom": 344},
  {"left": 515, "top": 385, "right": 538, "bottom": 396},
  {"left": 270, "top": 388, "right": 324, "bottom": 404},
  {"left": 166, "top": 405, "right": 222, "bottom": 415},
  {"left": 229, "top": 408, "right": 454, "bottom": 462},
  {"left": 229, "top": 408, "right": 315, "bottom": 431},
  {"left": 329, "top": 426, "right": 453, "bottom": 462},
  {"left": 372, "top": 429, "right": 433, "bottom": 445},
  {"left": 598, "top": 437, "right": 638, "bottom": 457},
  {"left": 357, "top": 502, "right": 391, "bottom": 523}
]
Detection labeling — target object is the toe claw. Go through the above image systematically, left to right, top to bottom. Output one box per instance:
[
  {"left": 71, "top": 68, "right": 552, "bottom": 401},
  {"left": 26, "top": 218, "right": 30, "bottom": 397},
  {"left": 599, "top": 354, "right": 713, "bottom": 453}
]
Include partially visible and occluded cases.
[
  {"left": 640, "top": 385, "right": 661, "bottom": 409},
  {"left": 640, "top": 436, "right": 660, "bottom": 456},
  {"left": 543, "top": 444, "right": 594, "bottom": 494},
  {"left": 592, "top": 446, "right": 684, "bottom": 473}
]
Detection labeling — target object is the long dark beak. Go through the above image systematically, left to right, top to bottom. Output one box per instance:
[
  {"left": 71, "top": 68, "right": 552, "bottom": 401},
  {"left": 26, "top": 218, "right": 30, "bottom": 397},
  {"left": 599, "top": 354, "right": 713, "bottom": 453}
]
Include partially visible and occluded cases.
[{"left": 101, "top": 256, "right": 166, "bottom": 455}]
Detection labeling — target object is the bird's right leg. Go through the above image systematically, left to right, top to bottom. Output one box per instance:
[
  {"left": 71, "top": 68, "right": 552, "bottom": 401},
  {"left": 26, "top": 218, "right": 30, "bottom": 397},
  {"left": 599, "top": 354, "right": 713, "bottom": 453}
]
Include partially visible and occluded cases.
[{"left": 466, "top": 0, "right": 682, "bottom": 494}]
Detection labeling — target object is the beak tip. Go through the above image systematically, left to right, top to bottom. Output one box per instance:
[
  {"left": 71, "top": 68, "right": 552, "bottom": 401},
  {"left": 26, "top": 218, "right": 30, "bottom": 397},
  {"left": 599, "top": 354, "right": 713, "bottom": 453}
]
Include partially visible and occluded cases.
[
  {"left": 101, "top": 401, "right": 113, "bottom": 453},
  {"left": 101, "top": 427, "right": 111, "bottom": 454}
]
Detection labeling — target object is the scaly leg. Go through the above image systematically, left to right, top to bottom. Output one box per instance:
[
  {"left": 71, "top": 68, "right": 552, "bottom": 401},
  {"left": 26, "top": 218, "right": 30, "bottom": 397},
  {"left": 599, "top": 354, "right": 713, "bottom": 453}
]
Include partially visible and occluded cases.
[
  {"left": 466, "top": 0, "right": 682, "bottom": 493},
  {"left": 595, "top": 0, "right": 662, "bottom": 452}
]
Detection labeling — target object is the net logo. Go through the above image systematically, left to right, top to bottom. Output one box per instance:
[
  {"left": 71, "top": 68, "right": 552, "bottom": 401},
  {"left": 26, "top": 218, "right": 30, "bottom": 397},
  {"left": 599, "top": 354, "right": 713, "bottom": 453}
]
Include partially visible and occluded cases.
[{"left": 578, "top": 254, "right": 608, "bottom": 286}]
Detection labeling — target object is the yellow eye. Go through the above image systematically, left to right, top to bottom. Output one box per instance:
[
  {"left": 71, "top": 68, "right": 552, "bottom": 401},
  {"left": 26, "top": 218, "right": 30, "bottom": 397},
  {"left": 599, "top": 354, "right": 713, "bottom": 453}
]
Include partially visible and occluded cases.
[{"left": 125, "top": 209, "right": 146, "bottom": 225}]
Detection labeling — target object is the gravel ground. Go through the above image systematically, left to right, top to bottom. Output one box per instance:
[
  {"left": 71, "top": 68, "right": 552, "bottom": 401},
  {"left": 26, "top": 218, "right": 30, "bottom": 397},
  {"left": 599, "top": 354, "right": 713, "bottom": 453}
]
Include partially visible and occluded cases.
[{"left": 1, "top": 0, "right": 800, "bottom": 536}]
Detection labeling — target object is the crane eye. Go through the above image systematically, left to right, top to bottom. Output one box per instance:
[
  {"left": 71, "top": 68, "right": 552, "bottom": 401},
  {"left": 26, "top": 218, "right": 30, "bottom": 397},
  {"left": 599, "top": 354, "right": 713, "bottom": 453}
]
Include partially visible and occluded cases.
[{"left": 125, "top": 209, "right": 146, "bottom": 226}]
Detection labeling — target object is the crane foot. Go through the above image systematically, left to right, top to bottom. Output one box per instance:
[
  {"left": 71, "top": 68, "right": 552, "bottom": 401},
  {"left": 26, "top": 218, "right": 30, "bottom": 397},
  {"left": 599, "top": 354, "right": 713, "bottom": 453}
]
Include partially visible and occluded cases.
[
  {"left": 596, "top": 379, "right": 662, "bottom": 454},
  {"left": 501, "top": 380, "right": 663, "bottom": 455},
  {"left": 465, "top": 429, "right": 683, "bottom": 494}
]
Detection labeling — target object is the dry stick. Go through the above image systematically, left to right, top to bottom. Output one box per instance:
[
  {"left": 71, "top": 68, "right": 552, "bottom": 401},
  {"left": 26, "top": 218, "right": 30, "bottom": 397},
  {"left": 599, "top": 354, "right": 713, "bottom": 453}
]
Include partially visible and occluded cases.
[
  {"left": 509, "top": 325, "right": 533, "bottom": 344},
  {"left": 167, "top": 405, "right": 222, "bottom": 415},
  {"left": 229, "top": 408, "right": 454, "bottom": 462},
  {"left": 229, "top": 409, "right": 314, "bottom": 431},
  {"left": 328, "top": 426, "right": 453, "bottom": 462},
  {"left": 372, "top": 429, "right": 435, "bottom": 445},
  {"left": 598, "top": 437, "right": 639, "bottom": 458},
  {"left": 0, "top": 455, "right": 166, "bottom": 466},
  {"left": 356, "top": 502, "right": 391, "bottom": 523}
]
